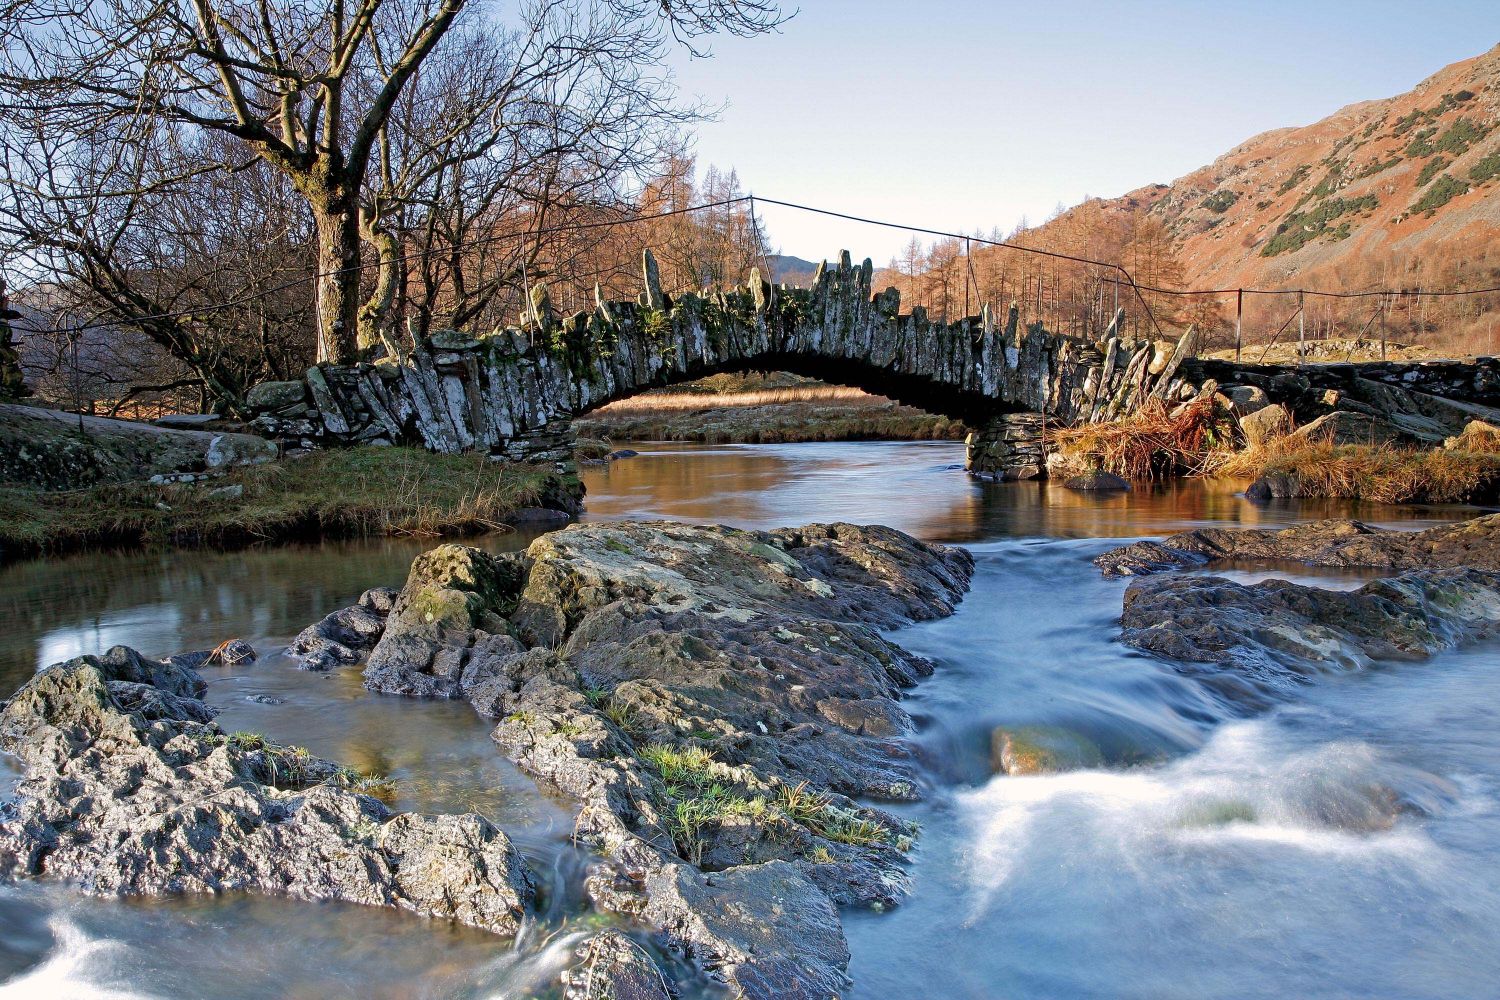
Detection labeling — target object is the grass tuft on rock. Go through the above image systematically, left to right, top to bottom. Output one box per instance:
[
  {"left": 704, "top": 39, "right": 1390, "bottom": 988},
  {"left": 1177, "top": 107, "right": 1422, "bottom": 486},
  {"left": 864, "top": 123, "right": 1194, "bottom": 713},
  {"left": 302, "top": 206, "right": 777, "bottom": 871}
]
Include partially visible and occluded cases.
[{"left": 0, "top": 446, "right": 569, "bottom": 560}]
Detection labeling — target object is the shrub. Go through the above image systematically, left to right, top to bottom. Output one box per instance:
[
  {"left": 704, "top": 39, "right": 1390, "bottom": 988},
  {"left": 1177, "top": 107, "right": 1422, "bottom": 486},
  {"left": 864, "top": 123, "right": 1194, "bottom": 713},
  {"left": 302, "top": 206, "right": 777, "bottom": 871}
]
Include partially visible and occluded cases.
[
  {"left": 1470, "top": 152, "right": 1500, "bottom": 184},
  {"left": 1416, "top": 156, "right": 1451, "bottom": 187},
  {"left": 1276, "top": 164, "right": 1312, "bottom": 197},
  {"left": 1410, "top": 174, "right": 1470, "bottom": 216},
  {"left": 1201, "top": 189, "right": 1240, "bottom": 213},
  {"left": 1260, "top": 195, "right": 1379, "bottom": 257}
]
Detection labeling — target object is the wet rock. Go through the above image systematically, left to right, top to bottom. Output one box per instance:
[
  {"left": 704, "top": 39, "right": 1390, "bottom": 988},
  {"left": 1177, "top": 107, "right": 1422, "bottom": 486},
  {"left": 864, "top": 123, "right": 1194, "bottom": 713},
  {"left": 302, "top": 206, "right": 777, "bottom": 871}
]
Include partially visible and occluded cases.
[
  {"left": 608, "top": 449, "right": 640, "bottom": 460},
  {"left": 1063, "top": 470, "right": 1130, "bottom": 492},
  {"left": 1244, "top": 471, "right": 1299, "bottom": 503},
  {"left": 502, "top": 506, "right": 574, "bottom": 528},
  {"left": 1096, "top": 513, "right": 1500, "bottom": 577},
  {"left": 365, "top": 520, "right": 971, "bottom": 996},
  {"left": 363, "top": 545, "right": 526, "bottom": 696},
  {"left": 1119, "top": 569, "right": 1500, "bottom": 710},
  {"left": 290, "top": 591, "right": 392, "bottom": 671},
  {"left": 206, "top": 638, "right": 257, "bottom": 666},
  {"left": 0, "top": 646, "right": 533, "bottom": 932},
  {"left": 244, "top": 694, "right": 286, "bottom": 705},
  {"left": 991, "top": 725, "right": 1104, "bottom": 775},
  {"left": 639, "top": 860, "right": 851, "bottom": 1000},
  {"left": 563, "top": 931, "right": 673, "bottom": 1000}
]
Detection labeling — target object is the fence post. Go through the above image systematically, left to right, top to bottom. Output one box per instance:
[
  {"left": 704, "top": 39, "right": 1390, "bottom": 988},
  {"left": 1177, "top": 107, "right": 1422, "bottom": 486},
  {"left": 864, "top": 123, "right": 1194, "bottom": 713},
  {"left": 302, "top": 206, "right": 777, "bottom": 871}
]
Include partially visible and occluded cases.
[
  {"left": 1234, "top": 289, "right": 1243, "bottom": 362},
  {"left": 1297, "top": 291, "right": 1305, "bottom": 362},
  {"left": 1380, "top": 292, "right": 1388, "bottom": 361}
]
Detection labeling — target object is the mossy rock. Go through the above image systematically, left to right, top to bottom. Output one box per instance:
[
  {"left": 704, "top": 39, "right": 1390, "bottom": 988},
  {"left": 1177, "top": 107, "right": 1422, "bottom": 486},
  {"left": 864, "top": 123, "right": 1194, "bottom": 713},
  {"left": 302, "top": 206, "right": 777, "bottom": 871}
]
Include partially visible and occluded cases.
[{"left": 990, "top": 725, "right": 1104, "bottom": 776}]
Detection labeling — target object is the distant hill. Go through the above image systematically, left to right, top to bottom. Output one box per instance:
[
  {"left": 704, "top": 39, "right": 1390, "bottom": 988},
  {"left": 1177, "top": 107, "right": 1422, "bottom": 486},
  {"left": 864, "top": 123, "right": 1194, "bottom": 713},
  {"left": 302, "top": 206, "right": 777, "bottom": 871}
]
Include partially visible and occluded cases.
[
  {"left": 1037, "top": 44, "right": 1500, "bottom": 294},
  {"left": 764, "top": 254, "right": 821, "bottom": 286}
]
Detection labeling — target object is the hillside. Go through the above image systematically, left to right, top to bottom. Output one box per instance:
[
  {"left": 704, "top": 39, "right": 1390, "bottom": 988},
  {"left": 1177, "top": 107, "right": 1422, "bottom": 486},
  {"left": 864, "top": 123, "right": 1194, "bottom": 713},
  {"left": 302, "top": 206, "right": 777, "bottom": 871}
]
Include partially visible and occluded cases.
[{"left": 1053, "top": 44, "right": 1500, "bottom": 296}]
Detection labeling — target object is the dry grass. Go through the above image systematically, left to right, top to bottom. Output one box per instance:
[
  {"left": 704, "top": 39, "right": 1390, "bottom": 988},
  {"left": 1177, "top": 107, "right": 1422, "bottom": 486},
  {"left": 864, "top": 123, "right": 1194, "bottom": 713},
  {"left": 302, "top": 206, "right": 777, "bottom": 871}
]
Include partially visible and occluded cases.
[
  {"left": 590, "top": 384, "right": 880, "bottom": 415},
  {"left": 1047, "top": 398, "right": 1239, "bottom": 480},
  {"left": 576, "top": 399, "right": 966, "bottom": 444},
  {"left": 1220, "top": 435, "right": 1500, "bottom": 504},
  {"left": 0, "top": 446, "right": 568, "bottom": 560}
]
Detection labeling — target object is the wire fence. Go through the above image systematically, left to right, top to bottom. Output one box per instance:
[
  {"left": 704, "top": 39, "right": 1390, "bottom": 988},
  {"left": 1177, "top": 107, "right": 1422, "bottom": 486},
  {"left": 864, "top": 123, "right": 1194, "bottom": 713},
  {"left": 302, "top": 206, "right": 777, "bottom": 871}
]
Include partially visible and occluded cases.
[{"left": 9, "top": 192, "right": 1500, "bottom": 416}]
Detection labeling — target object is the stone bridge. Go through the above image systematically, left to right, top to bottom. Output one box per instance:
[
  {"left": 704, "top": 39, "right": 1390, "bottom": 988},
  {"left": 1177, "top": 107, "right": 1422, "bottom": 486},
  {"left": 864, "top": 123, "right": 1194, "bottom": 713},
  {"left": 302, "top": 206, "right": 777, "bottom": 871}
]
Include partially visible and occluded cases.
[{"left": 246, "top": 249, "right": 1215, "bottom": 479}]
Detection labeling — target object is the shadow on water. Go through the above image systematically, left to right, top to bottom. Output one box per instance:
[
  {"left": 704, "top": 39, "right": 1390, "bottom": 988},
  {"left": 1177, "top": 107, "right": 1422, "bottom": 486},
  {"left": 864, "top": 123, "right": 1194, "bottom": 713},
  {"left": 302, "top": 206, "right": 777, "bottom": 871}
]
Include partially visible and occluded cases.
[{"left": 0, "top": 438, "right": 1493, "bottom": 998}]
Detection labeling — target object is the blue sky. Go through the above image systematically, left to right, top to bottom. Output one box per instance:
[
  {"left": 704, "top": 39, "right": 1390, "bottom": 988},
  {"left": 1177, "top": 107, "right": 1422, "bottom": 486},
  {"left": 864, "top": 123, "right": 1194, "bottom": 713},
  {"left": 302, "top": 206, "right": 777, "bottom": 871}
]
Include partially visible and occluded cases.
[{"left": 666, "top": 1, "right": 1500, "bottom": 263}]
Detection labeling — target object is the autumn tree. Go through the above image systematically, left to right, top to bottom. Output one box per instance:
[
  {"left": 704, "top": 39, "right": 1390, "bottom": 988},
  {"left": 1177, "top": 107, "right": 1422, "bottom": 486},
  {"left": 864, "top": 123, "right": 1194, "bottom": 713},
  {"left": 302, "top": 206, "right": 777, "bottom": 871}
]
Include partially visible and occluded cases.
[{"left": 0, "top": 0, "right": 787, "bottom": 370}]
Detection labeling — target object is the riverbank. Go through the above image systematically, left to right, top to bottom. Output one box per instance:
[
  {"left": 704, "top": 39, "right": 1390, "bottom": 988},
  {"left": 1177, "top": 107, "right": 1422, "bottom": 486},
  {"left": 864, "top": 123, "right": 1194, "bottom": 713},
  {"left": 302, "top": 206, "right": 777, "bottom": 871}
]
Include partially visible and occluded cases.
[
  {"left": 574, "top": 382, "right": 966, "bottom": 444},
  {"left": 0, "top": 446, "right": 578, "bottom": 561}
]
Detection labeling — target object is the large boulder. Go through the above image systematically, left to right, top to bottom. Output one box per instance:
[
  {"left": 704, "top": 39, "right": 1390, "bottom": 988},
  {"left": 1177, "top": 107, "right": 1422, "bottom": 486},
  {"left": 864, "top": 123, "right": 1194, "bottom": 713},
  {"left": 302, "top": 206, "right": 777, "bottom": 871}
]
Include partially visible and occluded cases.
[
  {"left": 245, "top": 380, "right": 308, "bottom": 412},
  {"left": 1238, "top": 402, "right": 1293, "bottom": 448},
  {"left": 363, "top": 545, "right": 527, "bottom": 697},
  {"left": 0, "top": 646, "right": 533, "bottom": 931}
]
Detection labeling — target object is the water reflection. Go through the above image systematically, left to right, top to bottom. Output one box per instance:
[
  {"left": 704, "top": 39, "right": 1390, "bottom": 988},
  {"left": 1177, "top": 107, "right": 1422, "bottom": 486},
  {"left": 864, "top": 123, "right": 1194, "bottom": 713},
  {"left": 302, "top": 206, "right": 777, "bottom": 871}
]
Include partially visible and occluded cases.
[{"left": 580, "top": 440, "right": 1481, "bottom": 543}]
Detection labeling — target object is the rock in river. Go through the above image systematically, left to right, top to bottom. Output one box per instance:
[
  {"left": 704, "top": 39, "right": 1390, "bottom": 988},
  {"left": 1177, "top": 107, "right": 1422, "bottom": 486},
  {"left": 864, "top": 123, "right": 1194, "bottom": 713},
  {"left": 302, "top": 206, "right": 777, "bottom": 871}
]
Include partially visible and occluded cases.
[
  {"left": 1095, "top": 513, "right": 1500, "bottom": 577},
  {"left": 362, "top": 520, "right": 973, "bottom": 999},
  {"left": 1118, "top": 569, "right": 1500, "bottom": 710},
  {"left": 0, "top": 645, "right": 533, "bottom": 933}
]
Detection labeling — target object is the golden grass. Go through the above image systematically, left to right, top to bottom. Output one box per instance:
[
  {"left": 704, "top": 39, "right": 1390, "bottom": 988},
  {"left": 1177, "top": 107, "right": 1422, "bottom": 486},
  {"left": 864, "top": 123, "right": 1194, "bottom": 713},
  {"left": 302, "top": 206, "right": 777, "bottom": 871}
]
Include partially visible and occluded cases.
[
  {"left": 591, "top": 384, "right": 881, "bottom": 415},
  {"left": 1046, "top": 398, "right": 1239, "bottom": 480},
  {"left": 576, "top": 399, "right": 966, "bottom": 444},
  {"left": 1220, "top": 435, "right": 1500, "bottom": 504},
  {"left": 0, "top": 446, "right": 567, "bottom": 559}
]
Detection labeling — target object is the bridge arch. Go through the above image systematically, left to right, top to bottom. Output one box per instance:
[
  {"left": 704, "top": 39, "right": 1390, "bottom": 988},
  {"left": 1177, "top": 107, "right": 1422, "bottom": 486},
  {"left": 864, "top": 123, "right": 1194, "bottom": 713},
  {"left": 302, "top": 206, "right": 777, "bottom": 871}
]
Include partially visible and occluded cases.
[{"left": 244, "top": 249, "right": 1203, "bottom": 479}]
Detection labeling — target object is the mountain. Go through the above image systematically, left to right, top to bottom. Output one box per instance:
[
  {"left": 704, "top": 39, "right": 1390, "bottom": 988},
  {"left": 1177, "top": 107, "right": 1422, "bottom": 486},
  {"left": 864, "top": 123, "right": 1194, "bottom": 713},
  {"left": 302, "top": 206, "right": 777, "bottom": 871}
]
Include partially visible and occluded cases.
[
  {"left": 1040, "top": 44, "right": 1500, "bottom": 295},
  {"left": 764, "top": 254, "right": 821, "bottom": 286}
]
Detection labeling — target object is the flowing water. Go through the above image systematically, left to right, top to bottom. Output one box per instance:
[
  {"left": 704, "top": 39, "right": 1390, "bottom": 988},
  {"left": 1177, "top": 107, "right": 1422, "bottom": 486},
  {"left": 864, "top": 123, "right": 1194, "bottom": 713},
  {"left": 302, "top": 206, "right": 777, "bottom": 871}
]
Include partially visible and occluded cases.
[{"left": 2, "top": 439, "right": 1497, "bottom": 999}]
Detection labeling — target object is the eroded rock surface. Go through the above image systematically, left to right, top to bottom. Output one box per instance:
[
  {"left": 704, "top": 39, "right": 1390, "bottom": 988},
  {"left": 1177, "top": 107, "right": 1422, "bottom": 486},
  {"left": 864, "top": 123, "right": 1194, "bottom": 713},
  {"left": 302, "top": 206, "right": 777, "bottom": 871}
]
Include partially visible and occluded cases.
[
  {"left": 1095, "top": 513, "right": 1500, "bottom": 577},
  {"left": 363, "top": 520, "right": 973, "bottom": 999},
  {"left": 1119, "top": 569, "right": 1500, "bottom": 710},
  {"left": 290, "top": 586, "right": 397, "bottom": 670},
  {"left": 0, "top": 645, "right": 532, "bottom": 932}
]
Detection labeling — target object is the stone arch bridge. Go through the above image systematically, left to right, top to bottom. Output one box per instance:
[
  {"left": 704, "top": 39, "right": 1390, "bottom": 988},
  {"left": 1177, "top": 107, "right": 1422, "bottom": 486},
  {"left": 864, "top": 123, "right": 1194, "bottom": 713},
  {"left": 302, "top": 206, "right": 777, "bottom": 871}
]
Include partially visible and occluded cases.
[{"left": 245, "top": 250, "right": 1209, "bottom": 479}]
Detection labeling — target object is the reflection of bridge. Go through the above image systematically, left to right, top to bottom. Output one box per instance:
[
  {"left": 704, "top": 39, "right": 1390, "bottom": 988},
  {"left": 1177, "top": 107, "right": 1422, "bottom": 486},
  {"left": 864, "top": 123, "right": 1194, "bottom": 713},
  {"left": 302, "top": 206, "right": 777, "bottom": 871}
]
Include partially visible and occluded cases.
[
  {"left": 247, "top": 248, "right": 1500, "bottom": 477},
  {"left": 248, "top": 249, "right": 1212, "bottom": 478}
]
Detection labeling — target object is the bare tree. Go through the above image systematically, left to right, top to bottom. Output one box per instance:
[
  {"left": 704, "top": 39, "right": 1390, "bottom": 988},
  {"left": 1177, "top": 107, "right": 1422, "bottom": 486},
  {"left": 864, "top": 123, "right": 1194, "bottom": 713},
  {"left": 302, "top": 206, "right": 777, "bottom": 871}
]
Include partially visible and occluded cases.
[{"left": 1, "top": 0, "right": 787, "bottom": 367}]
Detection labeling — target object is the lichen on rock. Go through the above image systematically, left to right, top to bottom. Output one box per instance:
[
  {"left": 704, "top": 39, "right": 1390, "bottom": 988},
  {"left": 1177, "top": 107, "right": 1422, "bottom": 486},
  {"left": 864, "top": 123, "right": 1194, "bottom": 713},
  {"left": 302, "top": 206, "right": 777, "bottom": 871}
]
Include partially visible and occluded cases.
[{"left": 0, "top": 644, "right": 533, "bottom": 933}]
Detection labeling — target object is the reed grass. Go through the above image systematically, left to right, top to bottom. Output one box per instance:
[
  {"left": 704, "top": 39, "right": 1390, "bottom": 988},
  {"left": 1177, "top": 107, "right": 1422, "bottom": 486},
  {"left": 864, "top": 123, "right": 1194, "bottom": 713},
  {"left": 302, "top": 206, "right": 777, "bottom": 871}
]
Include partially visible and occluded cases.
[
  {"left": 1047, "top": 398, "right": 1238, "bottom": 480},
  {"left": 1220, "top": 435, "right": 1500, "bottom": 503}
]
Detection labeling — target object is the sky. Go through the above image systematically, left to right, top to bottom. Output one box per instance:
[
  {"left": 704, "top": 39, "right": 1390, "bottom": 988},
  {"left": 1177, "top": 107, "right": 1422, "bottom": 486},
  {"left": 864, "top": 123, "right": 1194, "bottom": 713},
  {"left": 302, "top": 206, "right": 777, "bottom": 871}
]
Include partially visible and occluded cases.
[{"left": 666, "top": 0, "right": 1500, "bottom": 264}]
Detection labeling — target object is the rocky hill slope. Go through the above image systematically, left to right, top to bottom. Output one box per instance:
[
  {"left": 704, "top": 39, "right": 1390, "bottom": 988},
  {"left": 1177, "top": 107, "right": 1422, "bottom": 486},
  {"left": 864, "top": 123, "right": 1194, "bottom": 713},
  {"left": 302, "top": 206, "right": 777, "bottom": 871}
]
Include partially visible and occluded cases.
[{"left": 1063, "top": 44, "right": 1500, "bottom": 294}]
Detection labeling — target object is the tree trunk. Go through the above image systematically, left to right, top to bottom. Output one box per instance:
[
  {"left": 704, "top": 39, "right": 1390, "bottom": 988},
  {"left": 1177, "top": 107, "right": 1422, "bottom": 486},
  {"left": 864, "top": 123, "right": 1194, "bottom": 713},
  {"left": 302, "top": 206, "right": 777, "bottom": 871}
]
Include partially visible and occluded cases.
[
  {"left": 313, "top": 198, "right": 361, "bottom": 364},
  {"left": 358, "top": 214, "right": 402, "bottom": 357}
]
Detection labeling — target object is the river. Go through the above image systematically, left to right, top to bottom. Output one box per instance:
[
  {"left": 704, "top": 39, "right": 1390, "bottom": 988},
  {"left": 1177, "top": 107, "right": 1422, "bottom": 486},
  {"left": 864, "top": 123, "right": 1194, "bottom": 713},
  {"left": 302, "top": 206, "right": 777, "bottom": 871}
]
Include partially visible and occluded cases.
[{"left": 1, "top": 440, "right": 1496, "bottom": 999}]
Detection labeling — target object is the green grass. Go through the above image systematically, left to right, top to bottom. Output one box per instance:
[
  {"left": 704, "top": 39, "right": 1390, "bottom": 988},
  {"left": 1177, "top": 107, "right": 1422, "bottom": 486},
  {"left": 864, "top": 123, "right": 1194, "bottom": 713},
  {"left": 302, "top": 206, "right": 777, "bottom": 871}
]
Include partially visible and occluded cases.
[{"left": 0, "top": 446, "right": 568, "bottom": 560}]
